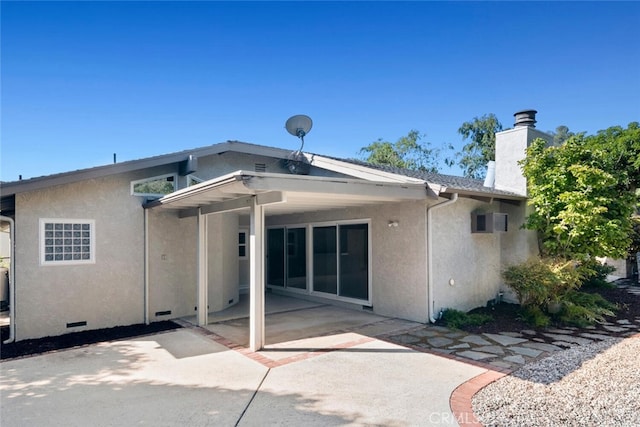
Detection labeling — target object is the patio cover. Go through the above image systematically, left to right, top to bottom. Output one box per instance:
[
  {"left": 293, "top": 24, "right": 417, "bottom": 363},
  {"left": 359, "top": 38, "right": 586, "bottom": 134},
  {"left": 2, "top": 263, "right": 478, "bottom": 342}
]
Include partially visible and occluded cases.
[{"left": 144, "top": 170, "right": 434, "bottom": 351}]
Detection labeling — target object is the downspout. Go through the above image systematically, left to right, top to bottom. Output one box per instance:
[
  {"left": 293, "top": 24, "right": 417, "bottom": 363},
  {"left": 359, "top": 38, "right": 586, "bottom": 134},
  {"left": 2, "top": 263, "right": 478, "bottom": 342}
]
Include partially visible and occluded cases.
[
  {"left": 426, "top": 193, "right": 458, "bottom": 323},
  {"left": 143, "top": 208, "right": 150, "bottom": 325},
  {"left": 1, "top": 216, "right": 16, "bottom": 343}
]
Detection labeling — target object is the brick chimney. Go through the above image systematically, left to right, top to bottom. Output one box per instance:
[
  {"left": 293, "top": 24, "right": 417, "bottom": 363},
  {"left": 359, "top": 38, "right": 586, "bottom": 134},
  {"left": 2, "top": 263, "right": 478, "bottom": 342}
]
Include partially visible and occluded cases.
[{"left": 494, "top": 109, "right": 551, "bottom": 196}]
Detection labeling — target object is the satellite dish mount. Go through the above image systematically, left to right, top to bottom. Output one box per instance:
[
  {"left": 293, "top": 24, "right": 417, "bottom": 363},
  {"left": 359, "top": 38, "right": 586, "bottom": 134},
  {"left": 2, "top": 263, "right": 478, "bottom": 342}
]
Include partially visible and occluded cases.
[{"left": 284, "top": 115, "right": 313, "bottom": 175}]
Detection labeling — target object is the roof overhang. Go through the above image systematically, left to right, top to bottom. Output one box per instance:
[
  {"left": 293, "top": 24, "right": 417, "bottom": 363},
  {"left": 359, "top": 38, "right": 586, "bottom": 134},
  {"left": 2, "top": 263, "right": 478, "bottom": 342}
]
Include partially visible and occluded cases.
[{"left": 144, "top": 170, "right": 434, "bottom": 217}]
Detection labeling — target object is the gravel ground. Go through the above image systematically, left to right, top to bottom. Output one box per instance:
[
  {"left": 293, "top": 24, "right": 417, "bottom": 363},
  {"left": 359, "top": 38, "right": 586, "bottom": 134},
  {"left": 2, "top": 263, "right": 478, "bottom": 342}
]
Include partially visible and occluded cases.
[{"left": 473, "top": 336, "right": 640, "bottom": 427}]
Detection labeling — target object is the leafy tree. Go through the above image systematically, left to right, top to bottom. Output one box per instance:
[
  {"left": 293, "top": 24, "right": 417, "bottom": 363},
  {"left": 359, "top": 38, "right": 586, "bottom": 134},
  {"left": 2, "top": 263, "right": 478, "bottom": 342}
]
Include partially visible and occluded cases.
[
  {"left": 456, "top": 113, "right": 503, "bottom": 179},
  {"left": 521, "top": 122, "right": 640, "bottom": 259},
  {"left": 549, "top": 125, "right": 574, "bottom": 146},
  {"left": 358, "top": 130, "right": 452, "bottom": 173}
]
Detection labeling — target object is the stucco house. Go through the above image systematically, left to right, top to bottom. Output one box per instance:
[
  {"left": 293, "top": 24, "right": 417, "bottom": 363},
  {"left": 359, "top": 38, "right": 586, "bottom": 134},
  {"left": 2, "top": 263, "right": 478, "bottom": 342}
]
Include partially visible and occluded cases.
[{"left": 0, "top": 110, "right": 549, "bottom": 350}]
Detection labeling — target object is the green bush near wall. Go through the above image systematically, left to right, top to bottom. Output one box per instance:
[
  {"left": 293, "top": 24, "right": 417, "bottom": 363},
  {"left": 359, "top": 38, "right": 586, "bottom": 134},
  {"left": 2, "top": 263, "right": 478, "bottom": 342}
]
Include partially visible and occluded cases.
[{"left": 502, "top": 257, "right": 618, "bottom": 328}]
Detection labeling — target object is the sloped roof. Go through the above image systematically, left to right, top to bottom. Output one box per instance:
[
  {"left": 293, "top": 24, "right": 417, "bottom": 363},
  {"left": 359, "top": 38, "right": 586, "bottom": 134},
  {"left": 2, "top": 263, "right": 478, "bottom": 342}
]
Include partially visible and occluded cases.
[
  {"left": 0, "top": 140, "right": 524, "bottom": 201},
  {"left": 0, "top": 141, "right": 291, "bottom": 197},
  {"left": 320, "top": 157, "right": 524, "bottom": 200}
]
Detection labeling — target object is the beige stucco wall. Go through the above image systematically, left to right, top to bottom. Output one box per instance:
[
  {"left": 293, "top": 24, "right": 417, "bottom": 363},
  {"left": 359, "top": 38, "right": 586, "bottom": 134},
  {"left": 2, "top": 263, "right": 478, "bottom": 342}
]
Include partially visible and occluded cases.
[
  {"left": 495, "top": 126, "right": 552, "bottom": 196},
  {"left": 189, "top": 151, "right": 347, "bottom": 182},
  {"left": 14, "top": 174, "right": 146, "bottom": 340},
  {"left": 429, "top": 197, "right": 504, "bottom": 314},
  {"left": 263, "top": 200, "right": 428, "bottom": 323},
  {"left": 147, "top": 209, "right": 197, "bottom": 321},
  {"left": 147, "top": 210, "right": 239, "bottom": 321},
  {"left": 206, "top": 213, "right": 240, "bottom": 312}
]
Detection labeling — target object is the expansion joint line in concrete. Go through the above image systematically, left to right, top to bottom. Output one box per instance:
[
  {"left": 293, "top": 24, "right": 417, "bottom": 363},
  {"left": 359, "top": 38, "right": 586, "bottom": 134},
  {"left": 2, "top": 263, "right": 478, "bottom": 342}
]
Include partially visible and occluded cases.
[{"left": 235, "top": 367, "right": 271, "bottom": 427}]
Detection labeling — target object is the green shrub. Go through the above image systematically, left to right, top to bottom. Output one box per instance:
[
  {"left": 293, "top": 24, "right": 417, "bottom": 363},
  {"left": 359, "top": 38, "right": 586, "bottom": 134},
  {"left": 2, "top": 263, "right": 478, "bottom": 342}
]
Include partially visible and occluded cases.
[
  {"left": 502, "top": 258, "right": 582, "bottom": 307},
  {"left": 577, "top": 258, "right": 616, "bottom": 289},
  {"left": 558, "top": 291, "right": 618, "bottom": 327},
  {"left": 520, "top": 306, "right": 551, "bottom": 328},
  {"left": 441, "top": 309, "right": 492, "bottom": 329}
]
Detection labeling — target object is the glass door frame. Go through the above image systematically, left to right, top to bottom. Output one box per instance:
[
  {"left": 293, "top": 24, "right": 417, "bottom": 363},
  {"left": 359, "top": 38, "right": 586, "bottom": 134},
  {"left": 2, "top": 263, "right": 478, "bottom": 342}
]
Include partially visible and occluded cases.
[
  {"left": 265, "top": 219, "right": 372, "bottom": 306},
  {"left": 309, "top": 219, "right": 372, "bottom": 306},
  {"left": 266, "top": 223, "right": 310, "bottom": 294}
]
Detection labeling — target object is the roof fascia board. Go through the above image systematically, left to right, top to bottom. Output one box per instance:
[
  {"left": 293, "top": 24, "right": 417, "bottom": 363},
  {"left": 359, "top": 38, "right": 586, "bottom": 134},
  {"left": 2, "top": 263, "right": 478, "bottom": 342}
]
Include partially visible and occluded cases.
[
  {"left": 1, "top": 141, "right": 292, "bottom": 197},
  {"left": 304, "top": 154, "right": 426, "bottom": 184},
  {"left": 143, "top": 171, "right": 244, "bottom": 208},
  {"left": 242, "top": 172, "right": 429, "bottom": 200},
  {"left": 440, "top": 187, "right": 525, "bottom": 202}
]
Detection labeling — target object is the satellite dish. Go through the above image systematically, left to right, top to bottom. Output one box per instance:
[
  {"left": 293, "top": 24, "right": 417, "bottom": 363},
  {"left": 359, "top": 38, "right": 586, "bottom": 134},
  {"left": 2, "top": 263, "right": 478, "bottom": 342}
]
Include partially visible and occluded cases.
[
  {"left": 283, "top": 114, "right": 313, "bottom": 175},
  {"left": 285, "top": 114, "right": 313, "bottom": 139}
]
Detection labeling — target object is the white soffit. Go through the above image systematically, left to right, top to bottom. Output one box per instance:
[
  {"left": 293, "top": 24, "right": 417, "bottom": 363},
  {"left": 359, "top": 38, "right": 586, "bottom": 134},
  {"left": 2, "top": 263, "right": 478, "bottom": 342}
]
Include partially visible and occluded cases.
[{"left": 145, "top": 170, "right": 431, "bottom": 217}]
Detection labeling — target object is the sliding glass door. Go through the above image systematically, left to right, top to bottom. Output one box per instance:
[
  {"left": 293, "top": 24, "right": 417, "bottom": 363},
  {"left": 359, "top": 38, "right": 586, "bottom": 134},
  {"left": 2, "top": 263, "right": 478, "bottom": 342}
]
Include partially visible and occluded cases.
[
  {"left": 267, "top": 222, "right": 370, "bottom": 303},
  {"left": 312, "top": 223, "right": 369, "bottom": 301},
  {"left": 338, "top": 223, "right": 369, "bottom": 300},
  {"left": 312, "top": 226, "right": 338, "bottom": 294},
  {"left": 267, "top": 227, "right": 307, "bottom": 290},
  {"left": 267, "top": 228, "right": 285, "bottom": 287},
  {"left": 287, "top": 228, "right": 307, "bottom": 289}
]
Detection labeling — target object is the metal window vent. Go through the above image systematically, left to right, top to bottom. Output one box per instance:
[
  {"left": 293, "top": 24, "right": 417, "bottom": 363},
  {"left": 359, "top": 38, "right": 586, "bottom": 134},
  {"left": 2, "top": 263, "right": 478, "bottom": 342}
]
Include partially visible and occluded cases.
[
  {"left": 254, "top": 163, "right": 266, "bottom": 172},
  {"left": 471, "top": 212, "right": 508, "bottom": 233},
  {"left": 67, "top": 321, "right": 87, "bottom": 328}
]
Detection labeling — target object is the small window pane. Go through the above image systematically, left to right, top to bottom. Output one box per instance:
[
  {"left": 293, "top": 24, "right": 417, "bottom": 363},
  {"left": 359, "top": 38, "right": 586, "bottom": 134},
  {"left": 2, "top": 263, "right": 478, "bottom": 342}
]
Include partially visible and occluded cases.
[
  {"left": 132, "top": 174, "right": 177, "bottom": 196},
  {"left": 42, "top": 220, "right": 94, "bottom": 265}
]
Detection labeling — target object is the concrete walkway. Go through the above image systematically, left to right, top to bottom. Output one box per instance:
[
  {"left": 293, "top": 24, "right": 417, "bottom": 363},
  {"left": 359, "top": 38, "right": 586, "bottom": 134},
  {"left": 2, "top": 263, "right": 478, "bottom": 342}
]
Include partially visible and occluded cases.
[
  {"left": 3, "top": 284, "right": 638, "bottom": 426},
  {"left": 1, "top": 327, "right": 485, "bottom": 426}
]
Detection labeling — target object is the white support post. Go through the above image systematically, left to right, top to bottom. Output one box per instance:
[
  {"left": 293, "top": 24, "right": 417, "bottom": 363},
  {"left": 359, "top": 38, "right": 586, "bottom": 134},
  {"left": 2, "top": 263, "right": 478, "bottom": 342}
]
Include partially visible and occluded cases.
[
  {"left": 249, "top": 196, "right": 265, "bottom": 351},
  {"left": 197, "top": 208, "right": 208, "bottom": 326}
]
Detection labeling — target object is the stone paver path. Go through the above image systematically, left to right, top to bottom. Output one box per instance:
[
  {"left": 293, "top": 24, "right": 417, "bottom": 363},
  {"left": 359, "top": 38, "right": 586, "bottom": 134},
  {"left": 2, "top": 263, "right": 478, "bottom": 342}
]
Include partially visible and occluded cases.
[{"left": 383, "top": 283, "right": 640, "bottom": 371}]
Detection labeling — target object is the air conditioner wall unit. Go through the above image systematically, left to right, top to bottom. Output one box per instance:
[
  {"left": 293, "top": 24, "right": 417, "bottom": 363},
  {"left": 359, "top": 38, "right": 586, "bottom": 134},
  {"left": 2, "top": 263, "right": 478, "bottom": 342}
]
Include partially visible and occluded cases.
[{"left": 471, "top": 212, "right": 508, "bottom": 233}]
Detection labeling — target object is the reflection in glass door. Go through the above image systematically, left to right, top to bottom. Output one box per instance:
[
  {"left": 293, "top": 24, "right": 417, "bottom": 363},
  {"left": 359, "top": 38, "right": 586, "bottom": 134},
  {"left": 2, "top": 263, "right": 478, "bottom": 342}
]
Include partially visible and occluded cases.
[
  {"left": 311, "top": 223, "right": 369, "bottom": 301},
  {"left": 338, "top": 224, "right": 369, "bottom": 300},
  {"left": 312, "top": 226, "right": 338, "bottom": 294},
  {"left": 267, "top": 227, "right": 307, "bottom": 290},
  {"left": 267, "top": 228, "right": 284, "bottom": 287},
  {"left": 287, "top": 228, "right": 307, "bottom": 289}
]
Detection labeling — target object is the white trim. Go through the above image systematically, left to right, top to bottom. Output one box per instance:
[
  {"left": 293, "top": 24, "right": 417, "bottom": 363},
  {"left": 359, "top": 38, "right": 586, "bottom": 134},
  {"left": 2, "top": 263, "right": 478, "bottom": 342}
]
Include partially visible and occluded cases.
[
  {"left": 304, "top": 154, "right": 426, "bottom": 184},
  {"left": 131, "top": 173, "right": 178, "bottom": 197},
  {"left": 186, "top": 174, "right": 204, "bottom": 186},
  {"left": 249, "top": 198, "right": 265, "bottom": 351},
  {"left": 143, "top": 209, "right": 150, "bottom": 325},
  {"left": 197, "top": 209, "right": 208, "bottom": 326},
  {"left": 1, "top": 216, "right": 15, "bottom": 343},
  {"left": 39, "top": 218, "right": 96, "bottom": 266}
]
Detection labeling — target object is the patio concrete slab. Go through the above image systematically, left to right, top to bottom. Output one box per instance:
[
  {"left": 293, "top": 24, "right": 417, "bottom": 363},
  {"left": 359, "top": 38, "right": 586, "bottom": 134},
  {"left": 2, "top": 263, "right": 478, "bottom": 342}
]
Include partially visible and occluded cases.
[
  {"left": 205, "top": 304, "right": 391, "bottom": 347},
  {"left": 1, "top": 322, "right": 487, "bottom": 427},
  {"left": 0, "top": 329, "right": 268, "bottom": 427},
  {"left": 239, "top": 339, "right": 485, "bottom": 426}
]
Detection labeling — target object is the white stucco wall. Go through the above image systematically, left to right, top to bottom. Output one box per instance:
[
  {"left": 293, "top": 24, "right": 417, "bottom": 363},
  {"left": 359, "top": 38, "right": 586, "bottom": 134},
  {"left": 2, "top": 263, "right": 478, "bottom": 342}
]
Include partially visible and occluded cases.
[{"left": 14, "top": 174, "right": 146, "bottom": 340}]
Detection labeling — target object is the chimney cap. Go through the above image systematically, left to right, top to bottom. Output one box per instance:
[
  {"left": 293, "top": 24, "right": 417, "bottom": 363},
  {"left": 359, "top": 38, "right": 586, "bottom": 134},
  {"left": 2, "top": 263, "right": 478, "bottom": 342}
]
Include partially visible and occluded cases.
[{"left": 514, "top": 109, "right": 537, "bottom": 128}]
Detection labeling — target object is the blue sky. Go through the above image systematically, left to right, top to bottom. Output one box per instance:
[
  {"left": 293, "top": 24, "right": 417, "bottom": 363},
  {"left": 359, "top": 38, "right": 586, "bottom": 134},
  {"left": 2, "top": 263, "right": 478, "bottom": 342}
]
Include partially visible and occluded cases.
[{"left": 2, "top": 1, "right": 639, "bottom": 182}]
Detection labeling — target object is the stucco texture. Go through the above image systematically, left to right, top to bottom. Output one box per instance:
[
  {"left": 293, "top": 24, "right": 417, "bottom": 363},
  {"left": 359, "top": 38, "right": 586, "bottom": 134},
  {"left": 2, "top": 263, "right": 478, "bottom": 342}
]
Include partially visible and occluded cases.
[
  {"left": 15, "top": 174, "right": 146, "bottom": 340},
  {"left": 263, "top": 200, "right": 428, "bottom": 323}
]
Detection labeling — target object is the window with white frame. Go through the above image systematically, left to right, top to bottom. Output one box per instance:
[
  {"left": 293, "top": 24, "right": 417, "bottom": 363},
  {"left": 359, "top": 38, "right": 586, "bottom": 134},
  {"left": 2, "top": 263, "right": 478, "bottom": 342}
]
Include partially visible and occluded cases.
[
  {"left": 131, "top": 173, "right": 177, "bottom": 197},
  {"left": 187, "top": 175, "right": 204, "bottom": 187},
  {"left": 41, "top": 219, "right": 95, "bottom": 265},
  {"left": 238, "top": 229, "right": 248, "bottom": 259}
]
